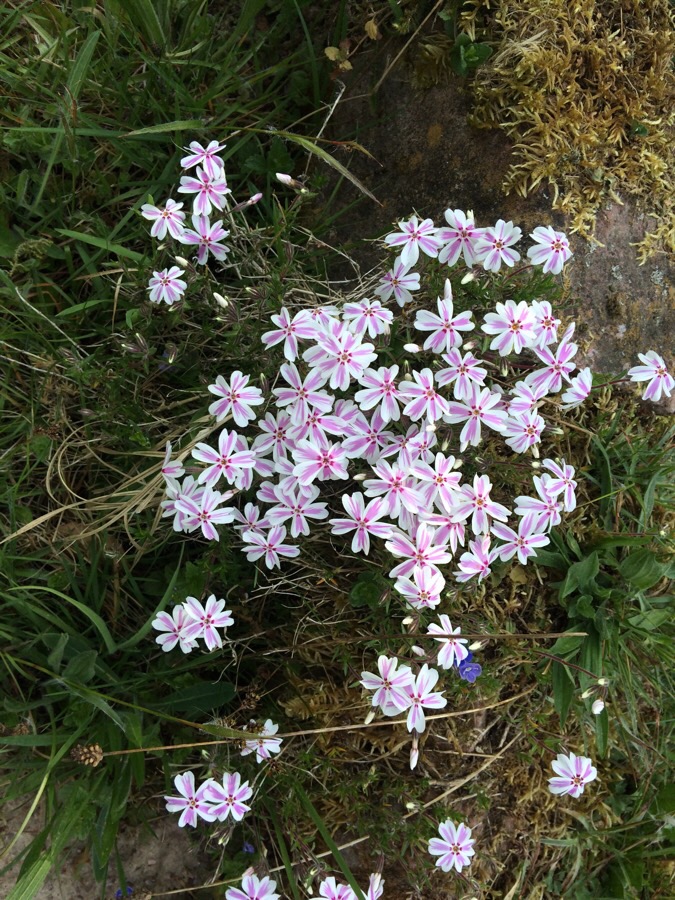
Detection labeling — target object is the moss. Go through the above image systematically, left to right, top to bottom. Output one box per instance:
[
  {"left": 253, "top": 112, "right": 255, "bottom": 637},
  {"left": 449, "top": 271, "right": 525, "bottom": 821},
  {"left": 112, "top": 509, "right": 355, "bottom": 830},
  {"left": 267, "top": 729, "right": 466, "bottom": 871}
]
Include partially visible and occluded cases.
[{"left": 459, "top": 0, "right": 675, "bottom": 262}]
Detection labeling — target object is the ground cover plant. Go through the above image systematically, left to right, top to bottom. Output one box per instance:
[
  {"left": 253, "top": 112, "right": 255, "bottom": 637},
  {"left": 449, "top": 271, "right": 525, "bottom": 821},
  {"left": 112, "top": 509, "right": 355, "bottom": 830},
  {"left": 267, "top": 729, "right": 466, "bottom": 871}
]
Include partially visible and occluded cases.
[{"left": 1, "top": 3, "right": 674, "bottom": 900}]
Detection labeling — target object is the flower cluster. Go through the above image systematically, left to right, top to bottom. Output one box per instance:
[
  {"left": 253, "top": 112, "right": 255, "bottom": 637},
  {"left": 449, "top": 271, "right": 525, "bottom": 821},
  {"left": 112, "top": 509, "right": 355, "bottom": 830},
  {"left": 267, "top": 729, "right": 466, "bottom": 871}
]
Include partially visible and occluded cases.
[
  {"left": 141, "top": 140, "right": 261, "bottom": 305},
  {"left": 151, "top": 594, "right": 233, "bottom": 653},
  {"left": 164, "top": 770, "right": 253, "bottom": 828}
]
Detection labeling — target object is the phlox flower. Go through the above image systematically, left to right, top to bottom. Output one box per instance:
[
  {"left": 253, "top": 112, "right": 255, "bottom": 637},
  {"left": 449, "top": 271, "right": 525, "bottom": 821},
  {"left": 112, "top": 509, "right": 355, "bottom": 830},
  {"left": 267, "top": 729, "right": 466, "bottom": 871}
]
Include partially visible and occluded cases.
[
  {"left": 180, "top": 139, "right": 226, "bottom": 179},
  {"left": 178, "top": 166, "right": 231, "bottom": 217},
  {"left": 141, "top": 198, "right": 186, "bottom": 240},
  {"left": 436, "top": 208, "right": 483, "bottom": 267},
  {"left": 180, "top": 215, "right": 230, "bottom": 265},
  {"left": 383, "top": 216, "right": 442, "bottom": 267},
  {"left": 474, "top": 219, "right": 522, "bottom": 272},
  {"left": 527, "top": 226, "right": 572, "bottom": 275},
  {"left": 373, "top": 255, "right": 420, "bottom": 306},
  {"left": 148, "top": 266, "right": 187, "bottom": 305},
  {"left": 413, "top": 280, "right": 474, "bottom": 353},
  {"left": 342, "top": 298, "right": 393, "bottom": 338},
  {"left": 481, "top": 299, "right": 537, "bottom": 356},
  {"left": 531, "top": 299, "right": 560, "bottom": 347},
  {"left": 261, "top": 307, "right": 317, "bottom": 361},
  {"left": 527, "top": 324, "right": 578, "bottom": 393},
  {"left": 303, "top": 330, "right": 377, "bottom": 391},
  {"left": 435, "top": 348, "right": 487, "bottom": 401},
  {"left": 627, "top": 350, "right": 674, "bottom": 402},
  {"left": 272, "top": 363, "right": 334, "bottom": 426},
  {"left": 354, "top": 364, "right": 403, "bottom": 423},
  {"left": 560, "top": 366, "right": 592, "bottom": 409},
  {"left": 399, "top": 368, "right": 450, "bottom": 423},
  {"left": 207, "top": 371, "right": 264, "bottom": 427},
  {"left": 507, "top": 380, "right": 549, "bottom": 416},
  {"left": 443, "top": 384, "right": 509, "bottom": 450},
  {"left": 289, "top": 405, "right": 347, "bottom": 446},
  {"left": 341, "top": 408, "right": 395, "bottom": 463},
  {"left": 502, "top": 410, "right": 546, "bottom": 454},
  {"left": 252, "top": 411, "right": 296, "bottom": 462},
  {"left": 382, "top": 423, "right": 437, "bottom": 469},
  {"left": 192, "top": 428, "right": 256, "bottom": 487},
  {"left": 292, "top": 437, "right": 349, "bottom": 485},
  {"left": 161, "top": 440, "right": 185, "bottom": 480},
  {"left": 410, "top": 452, "right": 462, "bottom": 510},
  {"left": 542, "top": 458, "right": 577, "bottom": 511},
  {"left": 363, "top": 460, "right": 424, "bottom": 518},
  {"left": 450, "top": 473, "right": 510, "bottom": 535},
  {"left": 161, "top": 475, "right": 204, "bottom": 532},
  {"left": 514, "top": 475, "right": 563, "bottom": 531},
  {"left": 267, "top": 483, "right": 328, "bottom": 537},
  {"left": 175, "top": 486, "right": 236, "bottom": 541},
  {"left": 329, "top": 492, "right": 392, "bottom": 554},
  {"left": 231, "top": 502, "right": 270, "bottom": 534},
  {"left": 421, "top": 511, "right": 465, "bottom": 555},
  {"left": 491, "top": 513, "right": 550, "bottom": 564},
  {"left": 385, "top": 523, "right": 452, "bottom": 579},
  {"left": 241, "top": 525, "right": 300, "bottom": 569},
  {"left": 454, "top": 535, "right": 497, "bottom": 583},
  {"left": 394, "top": 566, "right": 445, "bottom": 610},
  {"left": 183, "top": 594, "right": 234, "bottom": 651},
  {"left": 152, "top": 605, "right": 202, "bottom": 654},
  {"left": 427, "top": 616, "right": 469, "bottom": 669},
  {"left": 360, "top": 655, "right": 414, "bottom": 715},
  {"left": 405, "top": 663, "right": 447, "bottom": 733},
  {"left": 241, "top": 719, "right": 283, "bottom": 764},
  {"left": 548, "top": 751, "right": 597, "bottom": 798},
  {"left": 165, "top": 771, "right": 217, "bottom": 828},
  {"left": 204, "top": 771, "right": 253, "bottom": 821},
  {"left": 428, "top": 820, "right": 475, "bottom": 873},
  {"left": 226, "top": 873, "right": 280, "bottom": 900},
  {"left": 366, "top": 873, "right": 384, "bottom": 900},
  {"left": 309, "top": 877, "right": 357, "bottom": 900}
]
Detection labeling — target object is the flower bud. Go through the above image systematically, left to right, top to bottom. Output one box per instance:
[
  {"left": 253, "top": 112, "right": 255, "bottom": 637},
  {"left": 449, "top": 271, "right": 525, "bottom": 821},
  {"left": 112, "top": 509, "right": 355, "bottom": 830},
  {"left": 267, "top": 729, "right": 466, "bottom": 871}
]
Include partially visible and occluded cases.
[
  {"left": 275, "top": 173, "right": 293, "bottom": 185},
  {"left": 175, "top": 256, "right": 189, "bottom": 267},
  {"left": 461, "top": 272, "right": 476, "bottom": 284},
  {"left": 213, "top": 292, "right": 229, "bottom": 309},
  {"left": 462, "top": 340, "right": 476, "bottom": 350},
  {"left": 403, "top": 343, "right": 421, "bottom": 354},
  {"left": 425, "top": 422, "right": 437, "bottom": 432},
  {"left": 352, "top": 472, "right": 367, "bottom": 481},
  {"left": 401, "top": 616, "right": 414, "bottom": 626},
  {"left": 469, "top": 641, "right": 483, "bottom": 651},
  {"left": 411, "top": 645, "right": 425, "bottom": 657},
  {"left": 597, "top": 677, "right": 608, "bottom": 686},
  {"left": 581, "top": 688, "right": 593, "bottom": 699},
  {"left": 592, "top": 699, "right": 605, "bottom": 715},
  {"left": 364, "top": 709, "right": 376, "bottom": 725},
  {"left": 409, "top": 744, "right": 419, "bottom": 771}
]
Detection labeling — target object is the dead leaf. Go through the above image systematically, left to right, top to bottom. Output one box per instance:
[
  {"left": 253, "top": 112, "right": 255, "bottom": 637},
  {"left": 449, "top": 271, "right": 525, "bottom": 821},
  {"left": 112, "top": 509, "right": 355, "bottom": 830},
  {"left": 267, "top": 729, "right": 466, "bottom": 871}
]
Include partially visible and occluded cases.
[
  {"left": 365, "top": 18, "right": 380, "bottom": 40},
  {"left": 325, "top": 46, "right": 342, "bottom": 61}
]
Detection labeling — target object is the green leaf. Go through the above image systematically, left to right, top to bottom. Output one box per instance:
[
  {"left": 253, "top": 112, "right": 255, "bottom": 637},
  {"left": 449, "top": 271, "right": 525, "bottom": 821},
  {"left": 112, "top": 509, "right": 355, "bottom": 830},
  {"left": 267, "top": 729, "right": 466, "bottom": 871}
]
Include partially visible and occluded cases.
[
  {"left": 112, "top": 0, "right": 166, "bottom": 50},
  {"left": 123, "top": 119, "right": 204, "bottom": 137},
  {"left": 55, "top": 229, "right": 145, "bottom": 262},
  {"left": 532, "top": 548, "right": 567, "bottom": 569},
  {"left": 619, "top": 549, "right": 667, "bottom": 591},
  {"left": 560, "top": 553, "right": 600, "bottom": 598},
  {"left": 349, "top": 571, "right": 389, "bottom": 609},
  {"left": 627, "top": 608, "right": 671, "bottom": 631},
  {"left": 549, "top": 635, "right": 584, "bottom": 658},
  {"left": 63, "top": 650, "right": 98, "bottom": 684},
  {"left": 552, "top": 660, "right": 574, "bottom": 727},
  {"left": 156, "top": 680, "right": 235, "bottom": 714},
  {"left": 595, "top": 707, "right": 608, "bottom": 757}
]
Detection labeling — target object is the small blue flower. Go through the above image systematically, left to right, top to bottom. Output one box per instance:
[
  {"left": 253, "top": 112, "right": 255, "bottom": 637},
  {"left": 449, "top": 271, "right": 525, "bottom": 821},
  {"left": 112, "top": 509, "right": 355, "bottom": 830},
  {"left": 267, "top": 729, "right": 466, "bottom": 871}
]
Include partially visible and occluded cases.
[
  {"left": 456, "top": 651, "right": 482, "bottom": 683},
  {"left": 242, "top": 840, "right": 255, "bottom": 854},
  {"left": 115, "top": 888, "right": 133, "bottom": 899}
]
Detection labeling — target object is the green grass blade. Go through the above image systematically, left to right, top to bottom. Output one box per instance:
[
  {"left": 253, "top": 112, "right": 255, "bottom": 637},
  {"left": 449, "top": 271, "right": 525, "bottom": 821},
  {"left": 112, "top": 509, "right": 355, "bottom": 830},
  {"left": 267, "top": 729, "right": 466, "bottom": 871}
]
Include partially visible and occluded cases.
[{"left": 55, "top": 229, "right": 145, "bottom": 262}]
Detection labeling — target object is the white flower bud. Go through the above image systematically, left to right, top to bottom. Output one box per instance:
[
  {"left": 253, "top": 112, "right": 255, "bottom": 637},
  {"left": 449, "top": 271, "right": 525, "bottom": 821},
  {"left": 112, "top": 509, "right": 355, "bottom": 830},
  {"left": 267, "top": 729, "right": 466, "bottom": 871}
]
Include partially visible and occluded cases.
[
  {"left": 275, "top": 172, "right": 293, "bottom": 185},
  {"left": 175, "top": 256, "right": 189, "bottom": 267},
  {"left": 461, "top": 272, "right": 476, "bottom": 284},
  {"left": 213, "top": 292, "right": 229, "bottom": 309},
  {"left": 462, "top": 340, "right": 476, "bottom": 350},
  {"left": 403, "top": 343, "right": 421, "bottom": 353},
  {"left": 425, "top": 422, "right": 437, "bottom": 432},
  {"left": 453, "top": 457, "right": 463, "bottom": 468},
  {"left": 531, "top": 460, "right": 541, "bottom": 468},
  {"left": 352, "top": 472, "right": 367, "bottom": 481},
  {"left": 401, "top": 616, "right": 414, "bottom": 626},
  {"left": 469, "top": 641, "right": 483, "bottom": 651},
  {"left": 411, "top": 645, "right": 425, "bottom": 657},
  {"left": 597, "top": 677, "right": 608, "bottom": 686},
  {"left": 581, "top": 688, "right": 594, "bottom": 699},
  {"left": 592, "top": 699, "right": 605, "bottom": 715},
  {"left": 364, "top": 709, "right": 376, "bottom": 725},
  {"left": 409, "top": 744, "right": 419, "bottom": 771}
]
